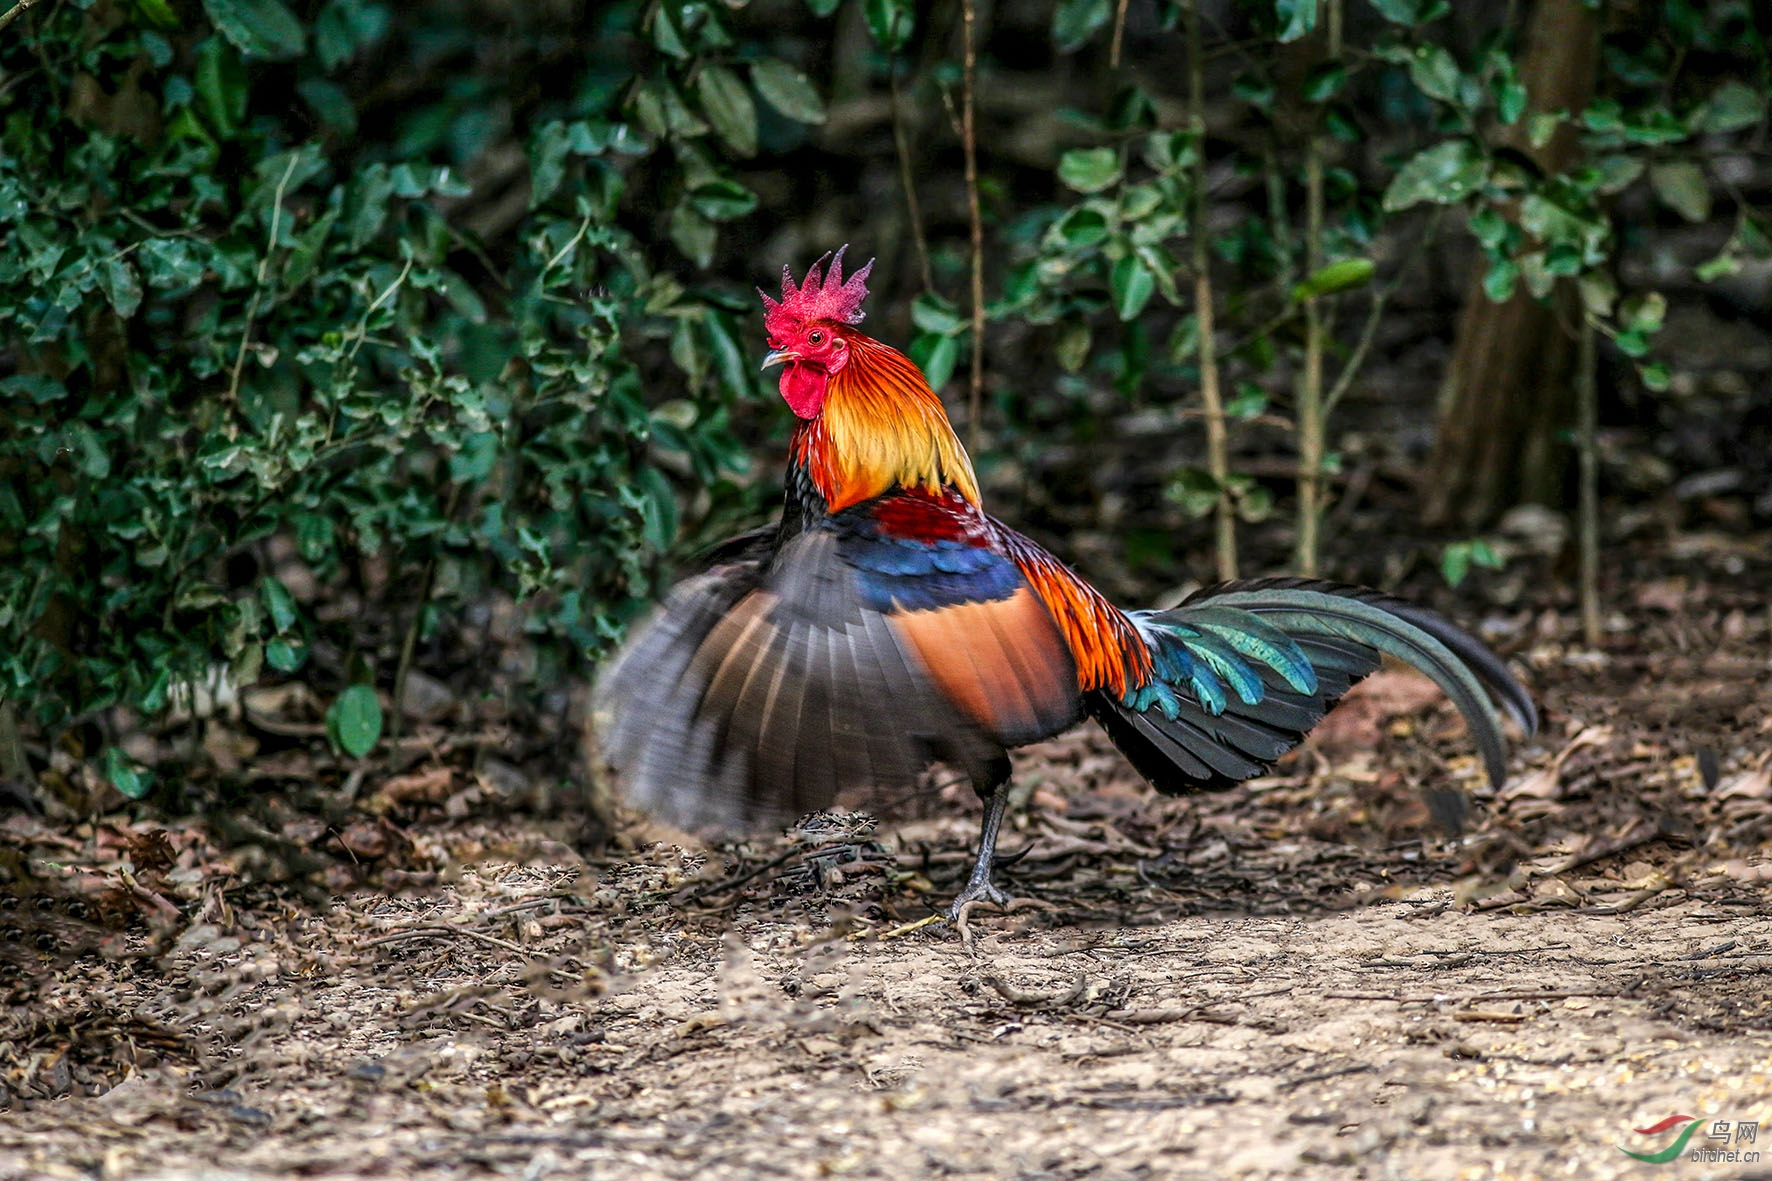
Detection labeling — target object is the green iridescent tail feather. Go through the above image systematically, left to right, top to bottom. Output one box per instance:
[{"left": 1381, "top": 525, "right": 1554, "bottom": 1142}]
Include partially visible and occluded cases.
[{"left": 1090, "top": 577, "right": 1536, "bottom": 800}]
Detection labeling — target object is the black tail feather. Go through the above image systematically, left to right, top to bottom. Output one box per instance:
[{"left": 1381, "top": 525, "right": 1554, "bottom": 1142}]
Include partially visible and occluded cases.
[{"left": 1091, "top": 577, "right": 1535, "bottom": 800}]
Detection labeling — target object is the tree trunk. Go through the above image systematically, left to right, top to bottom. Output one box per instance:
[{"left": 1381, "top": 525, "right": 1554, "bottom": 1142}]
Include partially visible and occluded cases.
[{"left": 1424, "top": 0, "right": 1601, "bottom": 530}]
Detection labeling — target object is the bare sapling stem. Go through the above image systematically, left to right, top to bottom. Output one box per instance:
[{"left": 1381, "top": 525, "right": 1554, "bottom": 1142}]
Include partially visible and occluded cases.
[
  {"left": 961, "top": 0, "right": 986, "bottom": 452},
  {"left": 1187, "top": 0, "right": 1236, "bottom": 581}
]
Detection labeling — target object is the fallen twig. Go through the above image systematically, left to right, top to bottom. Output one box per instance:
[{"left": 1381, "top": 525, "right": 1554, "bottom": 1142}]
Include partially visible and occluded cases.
[
  {"left": 677, "top": 846, "right": 801, "bottom": 904},
  {"left": 981, "top": 971, "right": 1088, "bottom": 1010},
  {"left": 1322, "top": 987, "right": 1630, "bottom": 1005},
  {"left": 1104, "top": 1006, "right": 1238, "bottom": 1026},
  {"left": 1283, "top": 1063, "right": 1374, "bottom": 1090}
]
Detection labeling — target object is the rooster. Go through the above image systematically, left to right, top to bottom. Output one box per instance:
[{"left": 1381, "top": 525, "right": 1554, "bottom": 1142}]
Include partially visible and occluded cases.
[{"left": 596, "top": 247, "right": 1536, "bottom": 917}]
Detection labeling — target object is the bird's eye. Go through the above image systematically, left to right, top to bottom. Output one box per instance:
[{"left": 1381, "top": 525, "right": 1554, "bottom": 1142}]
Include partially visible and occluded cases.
[{"left": 808, "top": 330, "right": 824, "bottom": 345}]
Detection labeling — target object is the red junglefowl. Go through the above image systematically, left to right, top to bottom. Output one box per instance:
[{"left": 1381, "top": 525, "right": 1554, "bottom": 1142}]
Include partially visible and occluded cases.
[{"left": 595, "top": 247, "right": 1536, "bottom": 918}]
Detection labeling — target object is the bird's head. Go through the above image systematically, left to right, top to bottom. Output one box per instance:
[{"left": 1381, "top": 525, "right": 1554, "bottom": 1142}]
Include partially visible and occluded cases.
[{"left": 758, "top": 245, "right": 874, "bottom": 420}]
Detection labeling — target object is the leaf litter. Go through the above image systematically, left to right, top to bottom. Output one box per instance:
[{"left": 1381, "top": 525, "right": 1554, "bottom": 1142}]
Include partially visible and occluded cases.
[{"left": 3, "top": 540, "right": 1771, "bottom": 1179}]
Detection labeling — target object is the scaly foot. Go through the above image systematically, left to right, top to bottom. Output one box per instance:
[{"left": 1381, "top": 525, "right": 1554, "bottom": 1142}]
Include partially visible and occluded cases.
[{"left": 945, "top": 876, "right": 1013, "bottom": 922}]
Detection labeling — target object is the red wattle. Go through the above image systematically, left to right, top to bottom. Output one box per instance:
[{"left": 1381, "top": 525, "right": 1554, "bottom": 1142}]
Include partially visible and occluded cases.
[{"left": 780, "top": 363, "right": 827, "bottom": 419}]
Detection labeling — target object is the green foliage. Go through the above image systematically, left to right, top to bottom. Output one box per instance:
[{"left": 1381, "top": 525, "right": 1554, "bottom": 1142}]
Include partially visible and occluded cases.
[
  {"left": 0, "top": 0, "right": 788, "bottom": 744},
  {"left": 4, "top": 0, "right": 1769, "bottom": 778},
  {"left": 1000, "top": 0, "right": 1766, "bottom": 575},
  {"left": 1440, "top": 539, "right": 1504, "bottom": 589},
  {"left": 326, "top": 684, "right": 383, "bottom": 758}
]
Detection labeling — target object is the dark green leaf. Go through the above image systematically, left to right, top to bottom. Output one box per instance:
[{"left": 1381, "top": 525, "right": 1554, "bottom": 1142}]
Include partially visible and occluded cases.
[
  {"left": 131, "top": 0, "right": 181, "bottom": 28},
  {"left": 201, "top": 0, "right": 306, "bottom": 60},
  {"left": 864, "top": 0, "right": 914, "bottom": 52},
  {"left": 1052, "top": 0, "right": 1110, "bottom": 52},
  {"left": 1276, "top": 0, "right": 1318, "bottom": 42},
  {"left": 1368, "top": 0, "right": 1448, "bottom": 24},
  {"left": 651, "top": 2, "right": 689, "bottom": 57},
  {"left": 195, "top": 37, "right": 247, "bottom": 136},
  {"left": 1406, "top": 44, "right": 1461, "bottom": 104},
  {"left": 1490, "top": 50, "right": 1526, "bottom": 126},
  {"left": 749, "top": 59, "right": 826, "bottom": 123},
  {"left": 1302, "top": 63, "right": 1345, "bottom": 103},
  {"left": 696, "top": 66, "right": 758, "bottom": 157},
  {"left": 1233, "top": 71, "right": 1276, "bottom": 111},
  {"left": 298, "top": 79, "right": 357, "bottom": 134},
  {"left": 1698, "top": 80, "right": 1765, "bottom": 134},
  {"left": 530, "top": 122, "right": 573, "bottom": 205},
  {"left": 1382, "top": 139, "right": 1486, "bottom": 210},
  {"left": 1058, "top": 147, "right": 1121, "bottom": 193},
  {"left": 1593, "top": 154, "right": 1644, "bottom": 195},
  {"left": 1648, "top": 160, "right": 1711, "bottom": 223},
  {"left": 688, "top": 178, "right": 758, "bottom": 221},
  {"left": 669, "top": 203, "right": 717, "bottom": 267},
  {"left": 1055, "top": 206, "right": 1111, "bottom": 249},
  {"left": 1468, "top": 206, "right": 1509, "bottom": 249},
  {"left": 99, "top": 256, "right": 143, "bottom": 318},
  {"left": 1111, "top": 256, "right": 1155, "bottom": 321},
  {"left": 1482, "top": 256, "right": 1518, "bottom": 302},
  {"left": 1291, "top": 257, "right": 1375, "bottom": 300},
  {"left": 1578, "top": 271, "right": 1617, "bottom": 316},
  {"left": 1620, "top": 291, "right": 1666, "bottom": 334},
  {"left": 911, "top": 292, "right": 965, "bottom": 336},
  {"left": 703, "top": 311, "right": 753, "bottom": 398},
  {"left": 1167, "top": 315, "right": 1199, "bottom": 362},
  {"left": 1056, "top": 320, "right": 1092, "bottom": 373},
  {"left": 909, "top": 331, "right": 960, "bottom": 390},
  {"left": 1, "top": 374, "right": 67, "bottom": 403},
  {"left": 1226, "top": 384, "right": 1269, "bottom": 418},
  {"left": 450, "top": 432, "right": 500, "bottom": 481},
  {"left": 1167, "top": 468, "right": 1221, "bottom": 518},
  {"left": 1235, "top": 482, "right": 1274, "bottom": 523},
  {"left": 1441, "top": 542, "right": 1472, "bottom": 587},
  {"left": 260, "top": 576, "right": 298, "bottom": 633},
  {"left": 267, "top": 638, "right": 307, "bottom": 672},
  {"left": 327, "top": 684, "right": 383, "bottom": 758},
  {"left": 106, "top": 748, "right": 152, "bottom": 800}
]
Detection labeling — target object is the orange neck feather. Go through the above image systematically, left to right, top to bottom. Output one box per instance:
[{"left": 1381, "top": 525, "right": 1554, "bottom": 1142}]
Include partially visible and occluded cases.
[{"left": 791, "top": 333, "right": 980, "bottom": 513}]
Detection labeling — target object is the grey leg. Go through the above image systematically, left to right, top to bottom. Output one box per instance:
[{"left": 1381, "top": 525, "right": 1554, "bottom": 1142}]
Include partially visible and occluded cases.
[{"left": 946, "top": 759, "right": 1017, "bottom": 920}]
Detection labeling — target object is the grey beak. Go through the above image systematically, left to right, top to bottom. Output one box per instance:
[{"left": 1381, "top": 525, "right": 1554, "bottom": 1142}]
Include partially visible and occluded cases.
[{"left": 761, "top": 348, "right": 799, "bottom": 371}]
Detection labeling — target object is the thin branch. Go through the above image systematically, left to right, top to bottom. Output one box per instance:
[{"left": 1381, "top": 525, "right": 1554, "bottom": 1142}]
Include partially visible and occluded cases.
[
  {"left": 0, "top": 0, "right": 45, "bottom": 34},
  {"left": 960, "top": 0, "right": 986, "bottom": 451},
  {"left": 1109, "top": 0, "right": 1131, "bottom": 67},
  {"left": 1187, "top": 0, "right": 1236, "bottom": 581},
  {"left": 1294, "top": 0, "right": 1343, "bottom": 578},
  {"left": 889, "top": 63, "right": 935, "bottom": 292},
  {"left": 1297, "top": 148, "right": 1326, "bottom": 576},
  {"left": 226, "top": 153, "right": 302, "bottom": 406},
  {"left": 1323, "top": 208, "right": 1445, "bottom": 420},
  {"left": 543, "top": 210, "right": 595, "bottom": 275},
  {"left": 345, "top": 256, "right": 416, "bottom": 361},
  {"left": 1576, "top": 315, "right": 1601, "bottom": 647},
  {"left": 388, "top": 484, "right": 464, "bottom": 764}
]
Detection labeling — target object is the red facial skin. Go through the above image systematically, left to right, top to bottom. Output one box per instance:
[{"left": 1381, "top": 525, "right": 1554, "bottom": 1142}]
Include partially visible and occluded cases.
[{"left": 767, "top": 321, "right": 851, "bottom": 419}]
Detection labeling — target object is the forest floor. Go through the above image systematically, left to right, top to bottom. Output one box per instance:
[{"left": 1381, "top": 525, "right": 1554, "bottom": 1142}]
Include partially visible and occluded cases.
[{"left": 4, "top": 533, "right": 1772, "bottom": 1180}]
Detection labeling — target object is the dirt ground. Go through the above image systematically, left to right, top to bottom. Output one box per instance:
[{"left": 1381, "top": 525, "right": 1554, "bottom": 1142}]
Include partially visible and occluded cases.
[
  {"left": 4, "top": 551, "right": 1772, "bottom": 1180},
  {"left": 1, "top": 820, "right": 1769, "bottom": 1181}
]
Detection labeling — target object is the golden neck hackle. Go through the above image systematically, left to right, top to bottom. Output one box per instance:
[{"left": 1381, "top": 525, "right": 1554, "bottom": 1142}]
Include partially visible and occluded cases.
[{"left": 793, "top": 334, "right": 980, "bottom": 513}]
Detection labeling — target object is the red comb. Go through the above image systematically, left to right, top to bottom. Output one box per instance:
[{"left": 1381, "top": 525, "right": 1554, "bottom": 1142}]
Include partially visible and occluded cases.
[{"left": 759, "top": 245, "right": 874, "bottom": 336}]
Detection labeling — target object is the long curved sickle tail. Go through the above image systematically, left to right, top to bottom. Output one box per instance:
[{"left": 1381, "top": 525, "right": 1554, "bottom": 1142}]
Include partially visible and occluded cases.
[{"left": 1088, "top": 576, "right": 1537, "bottom": 803}]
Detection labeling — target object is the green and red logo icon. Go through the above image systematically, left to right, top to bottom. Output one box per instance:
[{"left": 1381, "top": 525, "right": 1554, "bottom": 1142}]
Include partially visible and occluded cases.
[
  {"left": 1618, "top": 1114, "right": 1704, "bottom": 1163},
  {"left": 1618, "top": 1114, "right": 1762, "bottom": 1164}
]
